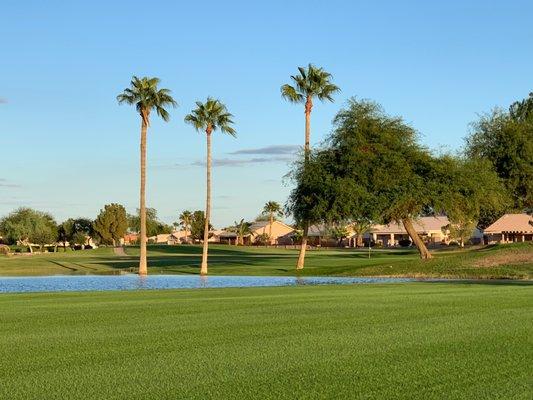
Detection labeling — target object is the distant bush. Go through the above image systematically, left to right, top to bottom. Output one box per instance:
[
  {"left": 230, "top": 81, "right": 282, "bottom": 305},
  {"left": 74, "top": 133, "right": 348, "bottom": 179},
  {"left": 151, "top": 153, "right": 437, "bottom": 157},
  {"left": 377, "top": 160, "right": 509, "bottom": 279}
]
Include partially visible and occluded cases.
[{"left": 0, "top": 245, "right": 10, "bottom": 255}]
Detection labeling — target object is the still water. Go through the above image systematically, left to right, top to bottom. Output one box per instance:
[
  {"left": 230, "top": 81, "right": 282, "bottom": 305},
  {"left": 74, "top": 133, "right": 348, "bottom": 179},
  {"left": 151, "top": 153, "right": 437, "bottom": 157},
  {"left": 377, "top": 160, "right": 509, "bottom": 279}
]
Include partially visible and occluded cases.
[{"left": 0, "top": 275, "right": 414, "bottom": 294}]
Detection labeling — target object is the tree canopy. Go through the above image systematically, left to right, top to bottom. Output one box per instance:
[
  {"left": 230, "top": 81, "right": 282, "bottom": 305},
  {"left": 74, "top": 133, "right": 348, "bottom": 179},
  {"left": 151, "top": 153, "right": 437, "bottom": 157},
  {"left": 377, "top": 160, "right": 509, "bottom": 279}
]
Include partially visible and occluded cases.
[
  {"left": 466, "top": 92, "right": 533, "bottom": 214},
  {"left": 287, "top": 98, "right": 507, "bottom": 259},
  {"left": 93, "top": 203, "right": 128, "bottom": 246},
  {"left": 0, "top": 207, "right": 58, "bottom": 251},
  {"left": 128, "top": 208, "right": 172, "bottom": 237}
]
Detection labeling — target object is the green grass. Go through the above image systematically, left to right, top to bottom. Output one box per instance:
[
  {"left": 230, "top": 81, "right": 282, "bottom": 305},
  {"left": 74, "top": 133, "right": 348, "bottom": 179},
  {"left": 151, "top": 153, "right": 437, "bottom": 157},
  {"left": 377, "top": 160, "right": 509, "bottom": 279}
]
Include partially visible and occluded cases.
[
  {"left": 1, "top": 242, "right": 532, "bottom": 279},
  {"left": 1, "top": 283, "right": 531, "bottom": 399}
]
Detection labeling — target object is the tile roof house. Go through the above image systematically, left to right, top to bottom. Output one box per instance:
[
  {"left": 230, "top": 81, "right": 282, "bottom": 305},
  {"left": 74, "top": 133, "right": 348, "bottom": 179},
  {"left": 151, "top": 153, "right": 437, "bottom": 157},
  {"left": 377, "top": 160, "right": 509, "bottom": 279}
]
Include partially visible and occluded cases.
[
  {"left": 484, "top": 213, "right": 533, "bottom": 243},
  {"left": 308, "top": 216, "right": 454, "bottom": 247},
  {"left": 219, "top": 220, "right": 295, "bottom": 245}
]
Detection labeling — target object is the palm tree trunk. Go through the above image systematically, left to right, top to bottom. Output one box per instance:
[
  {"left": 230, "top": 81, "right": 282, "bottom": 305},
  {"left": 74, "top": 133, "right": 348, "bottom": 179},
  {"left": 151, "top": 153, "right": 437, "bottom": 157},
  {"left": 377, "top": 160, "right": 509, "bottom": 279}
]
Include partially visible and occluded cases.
[
  {"left": 296, "top": 97, "right": 313, "bottom": 270},
  {"left": 139, "top": 115, "right": 148, "bottom": 275},
  {"left": 200, "top": 129, "right": 212, "bottom": 275},
  {"left": 269, "top": 213, "right": 273, "bottom": 245},
  {"left": 402, "top": 217, "right": 432, "bottom": 259},
  {"left": 296, "top": 224, "right": 308, "bottom": 270}
]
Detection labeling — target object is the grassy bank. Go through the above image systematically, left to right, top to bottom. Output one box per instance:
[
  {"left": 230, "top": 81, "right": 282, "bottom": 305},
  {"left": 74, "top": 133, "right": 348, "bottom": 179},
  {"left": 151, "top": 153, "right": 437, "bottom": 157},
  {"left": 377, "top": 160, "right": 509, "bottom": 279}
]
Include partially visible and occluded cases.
[
  {"left": 0, "top": 243, "right": 531, "bottom": 279},
  {"left": 1, "top": 283, "right": 531, "bottom": 399}
]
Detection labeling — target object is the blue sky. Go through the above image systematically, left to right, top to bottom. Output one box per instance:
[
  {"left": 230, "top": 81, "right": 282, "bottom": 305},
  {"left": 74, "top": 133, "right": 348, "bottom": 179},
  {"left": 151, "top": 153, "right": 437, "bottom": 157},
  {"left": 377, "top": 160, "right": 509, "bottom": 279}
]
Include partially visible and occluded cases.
[{"left": 1, "top": 0, "right": 532, "bottom": 227}]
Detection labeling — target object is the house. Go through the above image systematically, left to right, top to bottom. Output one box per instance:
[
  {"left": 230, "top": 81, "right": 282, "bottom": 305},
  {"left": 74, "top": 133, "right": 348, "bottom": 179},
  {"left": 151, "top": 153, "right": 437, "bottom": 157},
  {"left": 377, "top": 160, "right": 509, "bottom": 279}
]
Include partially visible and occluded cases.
[
  {"left": 484, "top": 213, "right": 533, "bottom": 244},
  {"left": 307, "top": 216, "right": 453, "bottom": 247},
  {"left": 363, "top": 216, "right": 451, "bottom": 247},
  {"left": 219, "top": 221, "right": 295, "bottom": 245},
  {"left": 168, "top": 230, "right": 188, "bottom": 244},
  {"left": 208, "top": 230, "right": 225, "bottom": 243},
  {"left": 122, "top": 233, "right": 139, "bottom": 245},
  {"left": 147, "top": 234, "right": 172, "bottom": 244}
]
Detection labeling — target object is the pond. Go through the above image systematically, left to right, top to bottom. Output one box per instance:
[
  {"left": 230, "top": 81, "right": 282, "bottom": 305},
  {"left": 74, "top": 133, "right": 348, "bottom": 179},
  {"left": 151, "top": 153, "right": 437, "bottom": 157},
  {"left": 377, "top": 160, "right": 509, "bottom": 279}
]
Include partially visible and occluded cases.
[{"left": 0, "top": 275, "right": 415, "bottom": 293}]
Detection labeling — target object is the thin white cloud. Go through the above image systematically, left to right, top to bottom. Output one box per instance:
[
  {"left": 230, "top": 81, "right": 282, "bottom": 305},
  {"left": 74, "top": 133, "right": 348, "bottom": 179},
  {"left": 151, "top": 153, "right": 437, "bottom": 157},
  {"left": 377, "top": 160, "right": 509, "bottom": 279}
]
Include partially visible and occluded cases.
[
  {"left": 229, "top": 145, "right": 299, "bottom": 155},
  {"left": 191, "top": 156, "right": 292, "bottom": 167}
]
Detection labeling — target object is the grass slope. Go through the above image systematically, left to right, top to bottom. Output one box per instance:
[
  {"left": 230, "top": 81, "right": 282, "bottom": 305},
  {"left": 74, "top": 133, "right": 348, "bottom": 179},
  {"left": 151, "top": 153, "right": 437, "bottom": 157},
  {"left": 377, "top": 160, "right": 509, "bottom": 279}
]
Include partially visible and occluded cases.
[
  {"left": 0, "top": 243, "right": 531, "bottom": 279},
  {"left": 1, "top": 283, "right": 531, "bottom": 399}
]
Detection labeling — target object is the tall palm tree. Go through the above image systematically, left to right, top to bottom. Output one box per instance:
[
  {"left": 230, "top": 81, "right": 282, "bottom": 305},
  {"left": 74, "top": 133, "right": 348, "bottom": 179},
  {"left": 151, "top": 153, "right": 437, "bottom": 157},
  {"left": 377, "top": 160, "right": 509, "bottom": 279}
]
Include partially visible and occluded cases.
[
  {"left": 281, "top": 64, "right": 340, "bottom": 269},
  {"left": 117, "top": 76, "right": 177, "bottom": 275},
  {"left": 184, "top": 98, "right": 236, "bottom": 275},
  {"left": 262, "top": 201, "right": 283, "bottom": 244},
  {"left": 179, "top": 210, "right": 193, "bottom": 243}
]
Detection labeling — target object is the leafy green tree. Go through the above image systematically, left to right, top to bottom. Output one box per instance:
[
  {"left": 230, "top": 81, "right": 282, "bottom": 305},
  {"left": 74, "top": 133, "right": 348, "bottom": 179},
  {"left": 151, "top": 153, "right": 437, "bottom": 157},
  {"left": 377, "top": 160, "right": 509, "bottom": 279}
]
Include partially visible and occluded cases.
[
  {"left": 281, "top": 64, "right": 340, "bottom": 269},
  {"left": 117, "top": 76, "right": 177, "bottom": 275},
  {"left": 466, "top": 93, "right": 533, "bottom": 215},
  {"left": 185, "top": 98, "right": 236, "bottom": 275},
  {"left": 289, "top": 99, "right": 506, "bottom": 260},
  {"left": 261, "top": 201, "right": 283, "bottom": 244},
  {"left": 93, "top": 203, "right": 128, "bottom": 246},
  {"left": 0, "top": 208, "right": 57, "bottom": 253},
  {"left": 128, "top": 208, "right": 171, "bottom": 237},
  {"left": 189, "top": 210, "right": 213, "bottom": 242},
  {"left": 58, "top": 218, "right": 94, "bottom": 249},
  {"left": 58, "top": 219, "right": 74, "bottom": 251},
  {"left": 329, "top": 224, "right": 349, "bottom": 247}
]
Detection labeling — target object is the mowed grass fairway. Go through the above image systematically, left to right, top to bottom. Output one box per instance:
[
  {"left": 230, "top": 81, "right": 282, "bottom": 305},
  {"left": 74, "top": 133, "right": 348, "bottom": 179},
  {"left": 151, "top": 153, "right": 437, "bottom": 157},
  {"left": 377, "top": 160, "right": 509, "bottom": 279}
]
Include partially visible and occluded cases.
[
  {"left": 1, "top": 243, "right": 532, "bottom": 279},
  {"left": 1, "top": 283, "right": 531, "bottom": 399}
]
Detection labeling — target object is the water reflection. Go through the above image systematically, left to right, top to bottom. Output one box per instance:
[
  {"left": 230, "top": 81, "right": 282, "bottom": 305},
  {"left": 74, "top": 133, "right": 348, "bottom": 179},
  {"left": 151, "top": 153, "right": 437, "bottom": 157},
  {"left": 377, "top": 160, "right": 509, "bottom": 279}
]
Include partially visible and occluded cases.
[{"left": 0, "top": 275, "right": 414, "bottom": 294}]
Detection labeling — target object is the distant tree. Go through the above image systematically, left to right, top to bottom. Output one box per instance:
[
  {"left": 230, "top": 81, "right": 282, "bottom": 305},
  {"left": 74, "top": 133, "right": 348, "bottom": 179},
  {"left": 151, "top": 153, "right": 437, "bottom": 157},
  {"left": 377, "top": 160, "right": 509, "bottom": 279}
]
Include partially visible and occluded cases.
[
  {"left": 281, "top": 64, "right": 340, "bottom": 270},
  {"left": 117, "top": 76, "right": 177, "bottom": 275},
  {"left": 466, "top": 93, "right": 533, "bottom": 215},
  {"left": 185, "top": 98, "right": 236, "bottom": 275},
  {"left": 261, "top": 201, "right": 283, "bottom": 244},
  {"left": 93, "top": 203, "right": 128, "bottom": 246},
  {"left": 0, "top": 208, "right": 57, "bottom": 253},
  {"left": 128, "top": 208, "right": 171, "bottom": 237},
  {"left": 178, "top": 210, "right": 193, "bottom": 243},
  {"left": 189, "top": 210, "right": 213, "bottom": 242},
  {"left": 58, "top": 218, "right": 94, "bottom": 249},
  {"left": 351, "top": 218, "right": 373, "bottom": 247},
  {"left": 58, "top": 219, "right": 74, "bottom": 251},
  {"left": 230, "top": 219, "right": 252, "bottom": 246},
  {"left": 442, "top": 221, "right": 477, "bottom": 248},
  {"left": 329, "top": 224, "right": 349, "bottom": 247},
  {"left": 254, "top": 233, "right": 270, "bottom": 246}
]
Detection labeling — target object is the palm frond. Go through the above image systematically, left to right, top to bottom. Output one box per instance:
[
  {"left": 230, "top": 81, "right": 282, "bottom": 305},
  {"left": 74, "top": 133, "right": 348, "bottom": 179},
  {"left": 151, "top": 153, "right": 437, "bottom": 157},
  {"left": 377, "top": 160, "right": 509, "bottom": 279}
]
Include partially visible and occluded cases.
[
  {"left": 281, "top": 65, "right": 340, "bottom": 104},
  {"left": 117, "top": 76, "right": 177, "bottom": 123},
  {"left": 185, "top": 98, "right": 236, "bottom": 137}
]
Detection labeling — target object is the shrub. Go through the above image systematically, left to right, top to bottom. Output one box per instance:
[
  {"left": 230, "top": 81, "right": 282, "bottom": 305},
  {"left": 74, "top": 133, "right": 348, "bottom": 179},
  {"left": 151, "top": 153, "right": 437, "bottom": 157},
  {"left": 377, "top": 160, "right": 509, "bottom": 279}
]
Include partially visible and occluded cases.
[{"left": 0, "top": 244, "right": 10, "bottom": 255}]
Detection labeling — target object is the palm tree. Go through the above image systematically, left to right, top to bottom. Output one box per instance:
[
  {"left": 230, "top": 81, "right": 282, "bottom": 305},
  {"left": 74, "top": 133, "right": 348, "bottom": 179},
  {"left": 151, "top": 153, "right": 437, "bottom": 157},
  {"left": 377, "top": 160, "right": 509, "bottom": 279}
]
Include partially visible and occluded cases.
[
  {"left": 281, "top": 64, "right": 340, "bottom": 269},
  {"left": 117, "top": 76, "right": 177, "bottom": 275},
  {"left": 184, "top": 98, "right": 236, "bottom": 275},
  {"left": 262, "top": 201, "right": 283, "bottom": 244},
  {"left": 179, "top": 210, "right": 193, "bottom": 244},
  {"left": 232, "top": 219, "right": 252, "bottom": 245}
]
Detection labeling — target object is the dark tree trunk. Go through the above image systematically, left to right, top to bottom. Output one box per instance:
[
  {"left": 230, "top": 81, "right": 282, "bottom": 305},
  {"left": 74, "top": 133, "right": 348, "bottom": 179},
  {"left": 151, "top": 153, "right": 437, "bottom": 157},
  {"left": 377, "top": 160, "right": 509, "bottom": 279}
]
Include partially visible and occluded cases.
[{"left": 402, "top": 218, "right": 432, "bottom": 259}]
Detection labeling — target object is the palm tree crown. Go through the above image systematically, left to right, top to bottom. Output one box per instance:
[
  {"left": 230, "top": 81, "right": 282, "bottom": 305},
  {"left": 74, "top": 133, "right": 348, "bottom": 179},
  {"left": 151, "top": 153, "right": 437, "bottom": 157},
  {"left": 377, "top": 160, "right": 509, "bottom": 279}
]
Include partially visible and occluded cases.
[
  {"left": 281, "top": 64, "right": 340, "bottom": 104},
  {"left": 117, "top": 76, "right": 177, "bottom": 124},
  {"left": 184, "top": 97, "right": 236, "bottom": 135},
  {"left": 262, "top": 201, "right": 283, "bottom": 218},
  {"left": 179, "top": 210, "right": 192, "bottom": 229}
]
